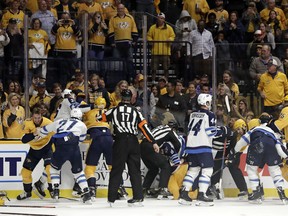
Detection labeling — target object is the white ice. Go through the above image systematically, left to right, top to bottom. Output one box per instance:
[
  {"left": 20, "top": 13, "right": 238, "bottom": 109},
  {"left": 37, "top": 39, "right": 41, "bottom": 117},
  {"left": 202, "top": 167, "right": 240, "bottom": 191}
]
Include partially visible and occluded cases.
[{"left": 0, "top": 197, "right": 287, "bottom": 216}]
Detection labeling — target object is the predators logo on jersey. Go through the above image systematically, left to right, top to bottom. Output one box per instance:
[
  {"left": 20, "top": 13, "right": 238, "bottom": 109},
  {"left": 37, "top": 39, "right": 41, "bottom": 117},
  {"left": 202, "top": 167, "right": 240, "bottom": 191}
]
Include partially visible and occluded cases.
[
  {"left": 118, "top": 22, "right": 129, "bottom": 29},
  {"left": 61, "top": 32, "right": 72, "bottom": 40},
  {"left": 33, "top": 33, "right": 42, "bottom": 39}
]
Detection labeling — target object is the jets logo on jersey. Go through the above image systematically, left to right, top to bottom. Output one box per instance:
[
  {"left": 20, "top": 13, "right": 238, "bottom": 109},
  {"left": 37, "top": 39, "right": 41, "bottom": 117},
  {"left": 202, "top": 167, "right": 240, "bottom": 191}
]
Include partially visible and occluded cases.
[
  {"left": 118, "top": 22, "right": 129, "bottom": 29},
  {"left": 61, "top": 31, "right": 72, "bottom": 40}
]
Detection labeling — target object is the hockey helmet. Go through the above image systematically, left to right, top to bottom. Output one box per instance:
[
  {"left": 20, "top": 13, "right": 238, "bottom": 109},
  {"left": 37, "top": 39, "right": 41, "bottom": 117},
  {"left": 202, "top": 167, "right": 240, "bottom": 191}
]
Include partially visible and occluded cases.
[
  {"left": 62, "top": 89, "right": 72, "bottom": 98},
  {"left": 121, "top": 89, "right": 132, "bottom": 100},
  {"left": 197, "top": 93, "right": 212, "bottom": 110},
  {"left": 95, "top": 97, "right": 106, "bottom": 108},
  {"left": 70, "top": 108, "right": 83, "bottom": 120},
  {"left": 259, "top": 112, "right": 273, "bottom": 124},
  {"left": 247, "top": 118, "right": 260, "bottom": 130},
  {"left": 233, "top": 119, "right": 247, "bottom": 131},
  {"left": 167, "top": 120, "right": 178, "bottom": 130}
]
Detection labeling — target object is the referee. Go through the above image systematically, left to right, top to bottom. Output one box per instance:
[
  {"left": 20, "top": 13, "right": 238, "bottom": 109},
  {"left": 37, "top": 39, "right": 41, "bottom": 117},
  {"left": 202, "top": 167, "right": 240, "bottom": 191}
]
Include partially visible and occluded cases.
[
  {"left": 100, "top": 89, "right": 159, "bottom": 207},
  {"left": 141, "top": 121, "right": 182, "bottom": 199}
]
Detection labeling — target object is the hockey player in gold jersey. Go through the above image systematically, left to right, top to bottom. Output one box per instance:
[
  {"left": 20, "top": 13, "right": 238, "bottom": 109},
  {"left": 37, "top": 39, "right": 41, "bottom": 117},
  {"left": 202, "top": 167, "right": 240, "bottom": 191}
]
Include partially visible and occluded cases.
[
  {"left": 83, "top": 97, "right": 113, "bottom": 201},
  {"left": 17, "top": 108, "right": 54, "bottom": 200}
]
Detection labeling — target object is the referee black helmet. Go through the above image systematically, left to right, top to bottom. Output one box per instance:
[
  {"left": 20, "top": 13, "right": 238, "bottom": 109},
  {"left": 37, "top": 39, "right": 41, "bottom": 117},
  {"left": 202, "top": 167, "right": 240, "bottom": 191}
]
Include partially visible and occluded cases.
[{"left": 121, "top": 89, "right": 132, "bottom": 100}]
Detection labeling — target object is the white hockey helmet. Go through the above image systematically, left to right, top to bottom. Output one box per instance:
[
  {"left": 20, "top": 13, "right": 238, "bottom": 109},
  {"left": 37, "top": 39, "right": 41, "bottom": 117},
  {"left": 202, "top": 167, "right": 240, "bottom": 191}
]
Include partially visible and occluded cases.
[
  {"left": 62, "top": 89, "right": 72, "bottom": 98},
  {"left": 197, "top": 93, "right": 212, "bottom": 110},
  {"left": 70, "top": 108, "right": 83, "bottom": 120}
]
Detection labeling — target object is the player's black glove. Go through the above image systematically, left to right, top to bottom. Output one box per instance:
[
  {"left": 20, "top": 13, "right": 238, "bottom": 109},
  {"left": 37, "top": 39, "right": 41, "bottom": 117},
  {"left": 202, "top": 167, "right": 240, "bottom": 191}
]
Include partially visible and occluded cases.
[
  {"left": 220, "top": 126, "right": 233, "bottom": 138},
  {"left": 225, "top": 151, "right": 241, "bottom": 167}
]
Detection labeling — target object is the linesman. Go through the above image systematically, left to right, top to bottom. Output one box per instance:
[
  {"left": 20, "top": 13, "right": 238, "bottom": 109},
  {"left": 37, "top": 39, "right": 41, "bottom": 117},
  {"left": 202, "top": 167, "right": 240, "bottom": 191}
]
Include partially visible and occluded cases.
[{"left": 100, "top": 89, "right": 159, "bottom": 207}]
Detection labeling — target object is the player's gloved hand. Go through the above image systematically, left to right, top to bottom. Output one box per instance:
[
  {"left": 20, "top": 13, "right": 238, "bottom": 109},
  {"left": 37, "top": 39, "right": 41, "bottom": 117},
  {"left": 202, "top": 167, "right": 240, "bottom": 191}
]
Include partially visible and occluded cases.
[
  {"left": 220, "top": 126, "right": 232, "bottom": 138},
  {"left": 225, "top": 151, "right": 241, "bottom": 167}
]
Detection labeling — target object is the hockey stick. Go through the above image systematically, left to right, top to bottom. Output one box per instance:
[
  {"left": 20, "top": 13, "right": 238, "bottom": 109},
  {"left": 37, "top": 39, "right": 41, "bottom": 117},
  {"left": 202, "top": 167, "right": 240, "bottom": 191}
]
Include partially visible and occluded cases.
[
  {"left": 217, "top": 95, "right": 230, "bottom": 197},
  {"left": 218, "top": 139, "right": 227, "bottom": 193},
  {"left": 59, "top": 196, "right": 80, "bottom": 202},
  {"left": 0, "top": 204, "right": 55, "bottom": 209},
  {"left": 0, "top": 212, "right": 57, "bottom": 216}
]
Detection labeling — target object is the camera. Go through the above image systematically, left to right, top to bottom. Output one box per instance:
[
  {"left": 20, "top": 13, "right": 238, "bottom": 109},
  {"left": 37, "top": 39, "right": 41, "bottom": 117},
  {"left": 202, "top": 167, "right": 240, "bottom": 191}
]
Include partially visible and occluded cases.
[{"left": 63, "top": 19, "right": 70, "bottom": 24}]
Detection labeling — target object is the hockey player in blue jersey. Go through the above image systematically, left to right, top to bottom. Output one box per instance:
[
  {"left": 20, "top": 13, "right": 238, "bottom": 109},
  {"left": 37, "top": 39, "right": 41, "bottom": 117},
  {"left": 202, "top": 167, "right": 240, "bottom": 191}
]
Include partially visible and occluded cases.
[
  {"left": 54, "top": 89, "right": 90, "bottom": 121},
  {"left": 179, "top": 93, "right": 228, "bottom": 206},
  {"left": 40, "top": 108, "right": 92, "bottom": 204},
  {"left": 231, "top": 114, "right": 288, "bottom": 204}
]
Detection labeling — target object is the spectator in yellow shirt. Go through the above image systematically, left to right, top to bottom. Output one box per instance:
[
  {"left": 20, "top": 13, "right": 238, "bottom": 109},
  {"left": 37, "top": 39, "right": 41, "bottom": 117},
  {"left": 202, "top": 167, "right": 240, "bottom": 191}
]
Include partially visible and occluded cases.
[
  {"left": 258, "top": 58, "right": 288, "bottom": 118},
  {"left": 2, "top": 92, "right": 25, "bottom": 139}
]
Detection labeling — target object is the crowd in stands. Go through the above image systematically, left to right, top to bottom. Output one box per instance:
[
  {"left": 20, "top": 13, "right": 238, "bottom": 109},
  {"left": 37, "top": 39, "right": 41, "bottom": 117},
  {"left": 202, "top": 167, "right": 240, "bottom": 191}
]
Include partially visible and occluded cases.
[{"left": 0, "top": 0, "right": 288, "bottom": 142}]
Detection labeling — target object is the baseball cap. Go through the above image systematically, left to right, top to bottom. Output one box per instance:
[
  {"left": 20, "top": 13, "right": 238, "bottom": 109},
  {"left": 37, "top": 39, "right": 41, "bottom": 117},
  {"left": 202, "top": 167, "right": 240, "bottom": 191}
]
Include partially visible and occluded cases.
[
  {"left": 158, "top": 12, "right": 165, "bottom": 19},
  {"left": 254, "top": 30, "right": 262, "bottom": 35},
  {"left": 267, "top": 59, "right": 278, "bottom": 67},
  {"left": 138, "top": 74, "right": 144, "bottom": 82},
  {"left": 37, "top": 82, "right": 46, "bottom": 88}
]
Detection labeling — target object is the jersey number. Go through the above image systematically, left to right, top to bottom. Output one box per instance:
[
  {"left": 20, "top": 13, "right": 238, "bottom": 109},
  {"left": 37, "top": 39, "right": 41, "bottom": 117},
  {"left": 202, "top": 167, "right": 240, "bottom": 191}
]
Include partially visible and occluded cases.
[
  {"left": 57, "top": 119, "right": 77, "bottom": 133},
  {"left": 188, "top": 119, "right": 203, "bottom": 136}
]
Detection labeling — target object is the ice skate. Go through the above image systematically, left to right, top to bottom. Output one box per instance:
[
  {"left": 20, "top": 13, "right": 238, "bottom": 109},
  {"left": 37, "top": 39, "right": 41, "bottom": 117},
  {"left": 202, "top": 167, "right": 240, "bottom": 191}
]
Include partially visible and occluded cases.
[
  {"left": 33, "top": 180, "right": 46, "bottom": 199},
  {"left": 72, "top": 183, "right": 83, "bottom": 198},
  {"left": 52, "top": 184, "right": 59, "bottom": 202},
  {"left": 117, "top": 185, "right": 128, "bottom": 200},
  {"left": 207, "top": 185, "right": 222, "bottom": 200},
  {"left": 248, "top": 185, "right": 262, "bottom": 204},
  {"left": 89, "top": 186, "right": 97, "bottom": 202},
  {"left": 277, "top": 187, "right": 288, "bottom": 205},
  {"left": 82, "top": 188, "right": 92, "bottom": 205},
  {"left": 143, "top": 188, "right": 158, "bottom": 198},
  {"left": 157, "top": 188, "right": 173, "bottom": 200},
  {"left": 178, "top": 188, "right": 192, "bottom": 205},
  {"left": 237, "top": 191, "right": 248, "bottom": 200},
  {"left": 16, "top": 192, "right": 32, "bottom": 200},
  {"left": 195, "top": 192, "right": 214, "bottom": 206},
  {"left": 127, "top": 198, "right": 144, "bottom": 207},
  {"left": 108, "top": 201, "right": 115, "bottom": 207}
]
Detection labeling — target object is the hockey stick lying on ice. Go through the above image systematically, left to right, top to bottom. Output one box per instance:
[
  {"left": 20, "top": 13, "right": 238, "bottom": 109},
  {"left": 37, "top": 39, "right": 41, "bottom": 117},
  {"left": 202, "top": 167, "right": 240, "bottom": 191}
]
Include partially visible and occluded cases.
[
  {"left": 0, "top": 204, "right": 55, "bottom": 209},
  {"left": 0, "top": 211, "right": 56, "bottom": 216}
]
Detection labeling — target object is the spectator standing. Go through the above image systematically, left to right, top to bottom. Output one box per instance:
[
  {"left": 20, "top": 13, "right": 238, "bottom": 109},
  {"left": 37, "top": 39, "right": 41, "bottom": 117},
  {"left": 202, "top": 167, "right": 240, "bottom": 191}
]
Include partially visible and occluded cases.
[
  {"left": 1, "top": 0, "right": 25, "bottom": 29},
  {"left": 31, "top": 0, "right": 57, "bottom": 47},
  {"left": 55, "top": 0, "right": 77, "bottom": 20},
  {"left": 183, "top": 0, "right": 210, "bottom": 23},
  {"left": 260, "top": 0, "right": 286, "bottom": 30},
  {"left": 241, "top": 1, "right": 261, "bottom": 43},
  {"left": 108, "top": 3, "right": 138, "bottom": 82},
  {"left": 174, "top": 10, "right": 197, "bottom": 82},
  {"left": 88, "top": 11, "right": 108, "bottom": 60},
  {"left": 223, "top": 11, "right": 246, "bottom": 69},
  {"left": 51, "top": 12, "right": 82, "bottom": 88},
  {"left": 147, "top": 12, "right": 175, "bottom": 82},
  {"left": 4, "top": 18, "right": 24, "bottom": 84},
  {"left": 28, "top": 18, "right": 50, "bottom": 81},
  {"left": 189, "top": 19, "right": 214, "bottom": 79},
  {"left": 0, "top": 27, "right": 10, "bottom": 82},
  {"left": 249, "top": 44, "right": 283, "bottom": 81},
  {"left": 257, "top": 58, "right": 288, "bottom": 118}
]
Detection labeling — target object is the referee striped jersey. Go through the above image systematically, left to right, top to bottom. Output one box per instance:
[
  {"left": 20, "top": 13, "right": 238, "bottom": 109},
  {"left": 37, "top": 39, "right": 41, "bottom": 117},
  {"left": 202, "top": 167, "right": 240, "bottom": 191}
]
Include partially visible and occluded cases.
[
  {"left": 100, "top": 102, "right": 155, "bottom": 143},
  {"left": 145, "top": 125, "right": 181, "bottom": 152}
]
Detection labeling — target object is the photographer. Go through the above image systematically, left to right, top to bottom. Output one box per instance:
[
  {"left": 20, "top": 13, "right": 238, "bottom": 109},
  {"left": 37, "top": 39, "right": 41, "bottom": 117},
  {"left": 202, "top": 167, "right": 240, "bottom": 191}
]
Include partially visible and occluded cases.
[
  {"left": 51, "top": 12, "right": 82, "bottom": 88},
  {"left": 88, "top": 12, "right": 108, "bottom": 60}
]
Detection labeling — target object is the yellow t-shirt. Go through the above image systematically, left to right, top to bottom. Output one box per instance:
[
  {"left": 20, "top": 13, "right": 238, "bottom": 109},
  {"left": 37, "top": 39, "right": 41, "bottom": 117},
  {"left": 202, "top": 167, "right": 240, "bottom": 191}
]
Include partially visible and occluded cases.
[{"left": 3, "top": 106, "right": 25, "bottom": 139}]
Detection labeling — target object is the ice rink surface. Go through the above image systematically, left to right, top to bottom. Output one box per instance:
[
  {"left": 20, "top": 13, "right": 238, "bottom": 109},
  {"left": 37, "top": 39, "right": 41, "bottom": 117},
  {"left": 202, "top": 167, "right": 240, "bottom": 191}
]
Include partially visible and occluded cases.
[{"left": 0, "top": 197, "right": 287, "bottom": 216}]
